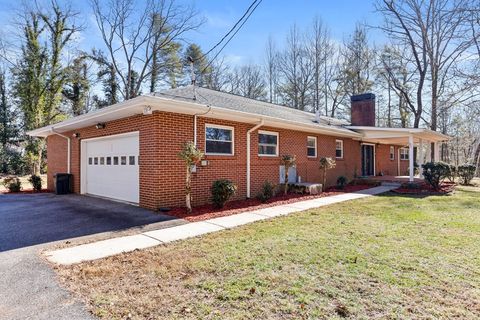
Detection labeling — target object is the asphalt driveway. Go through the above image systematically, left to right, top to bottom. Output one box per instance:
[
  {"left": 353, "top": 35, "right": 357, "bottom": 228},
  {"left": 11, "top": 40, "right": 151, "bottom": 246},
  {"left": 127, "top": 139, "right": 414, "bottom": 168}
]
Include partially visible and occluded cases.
[{"left": 0, "top": 193, "right": 185, "bottom": 320}]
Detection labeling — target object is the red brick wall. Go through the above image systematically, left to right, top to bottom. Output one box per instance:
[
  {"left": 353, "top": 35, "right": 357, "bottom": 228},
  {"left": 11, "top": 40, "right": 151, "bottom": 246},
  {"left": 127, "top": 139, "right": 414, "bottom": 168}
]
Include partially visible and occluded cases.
[
  {"left": 46, "top": 110, "right": 408, "bottom": 210},
  {"left": 46, "top": 135, "right": 68, "bottom": 191}
]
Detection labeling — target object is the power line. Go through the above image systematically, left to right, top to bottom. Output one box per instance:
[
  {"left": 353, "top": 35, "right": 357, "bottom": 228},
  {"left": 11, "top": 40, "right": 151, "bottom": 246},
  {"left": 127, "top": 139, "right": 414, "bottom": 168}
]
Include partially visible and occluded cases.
[
  {"left": 200, "top": 0, "right": 262, "bottom": 74},
  {"left": 200, "top": 0, "right": 260, "bottom": 60}
]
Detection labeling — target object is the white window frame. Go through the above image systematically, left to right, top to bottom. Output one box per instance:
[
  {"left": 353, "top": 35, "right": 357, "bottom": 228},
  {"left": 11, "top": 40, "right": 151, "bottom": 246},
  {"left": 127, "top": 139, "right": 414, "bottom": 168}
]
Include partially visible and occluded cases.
[
  {"left": 205, "top": 124, "right": 234, "bottom": 156},
  {"left": 258, "top": 130, "right": 279, "bottom": 157},
  {"left": 307, "top": 136, "right": 317, "bottom": 158},
  {"left": 335, "top": 139, "right": 344, "bottom": 159},
  {"left": 390, "top": 146, "right": 395, "bottom": 160},
  {"left": 400, "top": 147, "right": 409, "bottom": 161}
]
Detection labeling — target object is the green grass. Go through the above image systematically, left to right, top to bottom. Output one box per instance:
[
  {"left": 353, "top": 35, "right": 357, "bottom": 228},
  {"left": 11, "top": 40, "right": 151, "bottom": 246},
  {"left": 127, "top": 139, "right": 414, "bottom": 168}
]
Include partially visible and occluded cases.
[{"left": 58, "top": 187, "right": 480, "bottom": 319}]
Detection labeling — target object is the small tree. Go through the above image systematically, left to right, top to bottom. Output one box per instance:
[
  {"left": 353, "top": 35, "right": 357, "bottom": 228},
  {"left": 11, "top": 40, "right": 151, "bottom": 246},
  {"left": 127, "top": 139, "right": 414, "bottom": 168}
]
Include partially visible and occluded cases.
[
  {"left": 178, "top": 141, "right": 204, "bottom": 213},
  {"left": 280, "top": 155, "right": 296, "bottom": 194},
  {"left": 319, "top": 157, "right": 336, "bottom": 191},
  {"left": 457, "top": 164, "right": 476, "bottom": 185}
]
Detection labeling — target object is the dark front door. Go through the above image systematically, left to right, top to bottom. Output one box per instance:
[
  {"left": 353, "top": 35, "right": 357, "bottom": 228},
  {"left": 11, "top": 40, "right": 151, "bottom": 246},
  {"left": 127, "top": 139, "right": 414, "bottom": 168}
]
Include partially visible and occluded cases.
[{"left": 361, "top": 144, "right": 375, "bottom": 176}]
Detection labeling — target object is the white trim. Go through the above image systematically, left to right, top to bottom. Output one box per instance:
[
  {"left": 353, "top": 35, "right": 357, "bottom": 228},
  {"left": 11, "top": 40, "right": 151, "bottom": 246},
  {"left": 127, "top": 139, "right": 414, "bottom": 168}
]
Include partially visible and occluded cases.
[
  {"left": 204, "top": 123, "right": 234, "bottom": 156},
  {"left": 258, "top": 130, "right": 279, "bottom": 157},
  {"left": 307, "top": 136, "right": 317, "bottom": 158},
  {"left": 335, "top": 139, "right": 344, "bottom": 159},
  {"left": 361, "top": 143, "right": 376, "bottom": 176},
  {"left": 389, "top": 146, "right": 395, "bottom": 160}
]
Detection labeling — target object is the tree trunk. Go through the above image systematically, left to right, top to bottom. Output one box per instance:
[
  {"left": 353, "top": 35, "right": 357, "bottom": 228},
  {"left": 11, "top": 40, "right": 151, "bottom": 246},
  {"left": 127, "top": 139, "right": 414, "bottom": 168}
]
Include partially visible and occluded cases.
[{"left": 185, "top": 166, "right": 192, "bottom": 213}]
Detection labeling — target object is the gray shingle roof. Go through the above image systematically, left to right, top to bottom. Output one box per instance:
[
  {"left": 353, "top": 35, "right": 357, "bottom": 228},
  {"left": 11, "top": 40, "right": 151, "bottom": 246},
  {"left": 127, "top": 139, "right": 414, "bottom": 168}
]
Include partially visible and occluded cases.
[{"left": 153, "top": 85, "right": 350, "bottom": 128}]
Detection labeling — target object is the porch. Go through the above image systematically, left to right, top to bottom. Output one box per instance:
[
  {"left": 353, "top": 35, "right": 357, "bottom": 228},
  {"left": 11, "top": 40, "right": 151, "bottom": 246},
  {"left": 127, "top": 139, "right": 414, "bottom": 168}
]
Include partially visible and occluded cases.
[{"left": 348, "top": 126, "right": 451, "bottom": 182}]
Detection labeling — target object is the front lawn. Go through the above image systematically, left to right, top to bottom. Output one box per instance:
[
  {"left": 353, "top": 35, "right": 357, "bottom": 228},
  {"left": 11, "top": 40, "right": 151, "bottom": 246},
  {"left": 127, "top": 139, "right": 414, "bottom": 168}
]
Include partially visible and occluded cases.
[{"left": 57, "top": 187, "right": 480, "bottom": 319}]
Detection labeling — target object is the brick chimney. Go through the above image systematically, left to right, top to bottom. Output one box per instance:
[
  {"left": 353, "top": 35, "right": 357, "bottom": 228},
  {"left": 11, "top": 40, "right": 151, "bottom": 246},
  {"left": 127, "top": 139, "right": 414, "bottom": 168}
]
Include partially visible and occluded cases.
[{"left": 350, "top": 93, "right": 376, "bottom": 126}]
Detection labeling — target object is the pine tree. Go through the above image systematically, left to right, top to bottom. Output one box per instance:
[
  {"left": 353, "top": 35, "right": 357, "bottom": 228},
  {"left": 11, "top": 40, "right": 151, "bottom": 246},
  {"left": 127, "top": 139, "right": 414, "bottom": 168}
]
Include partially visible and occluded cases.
[{"left": 183, "top": 44, "right": 211, "bottom": 87}]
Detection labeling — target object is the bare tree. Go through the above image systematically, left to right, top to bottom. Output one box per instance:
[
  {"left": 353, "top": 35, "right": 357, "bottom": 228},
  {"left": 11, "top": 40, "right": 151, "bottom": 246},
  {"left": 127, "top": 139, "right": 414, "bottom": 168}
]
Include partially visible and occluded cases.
[
  {"left": 91, "top": 0, "right": 202, "bottom": 100},
  {"left": 307, "top": 16, "right": 332, "bottom": 116},
  {"left": 278, "top": 25, "right": 314, "bottom": 111},
  {"left": 264, "top": 35, "right": 279, "bottom": 104},
  {"left": 227, "top": 64, "right": 266, "bottom": 100}
]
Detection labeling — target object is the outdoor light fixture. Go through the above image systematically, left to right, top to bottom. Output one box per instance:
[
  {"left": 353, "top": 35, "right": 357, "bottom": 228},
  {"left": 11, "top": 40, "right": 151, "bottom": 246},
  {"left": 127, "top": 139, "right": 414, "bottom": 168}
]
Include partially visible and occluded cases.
[
  {"left": 143, "top": 106, "right": 152, "bottom": 115},
  {"left": 95, "top": 123, "right": 106, "bottom": 129},
  {"left": 72, "top": 132, "right": 80, "bottom": 138}
]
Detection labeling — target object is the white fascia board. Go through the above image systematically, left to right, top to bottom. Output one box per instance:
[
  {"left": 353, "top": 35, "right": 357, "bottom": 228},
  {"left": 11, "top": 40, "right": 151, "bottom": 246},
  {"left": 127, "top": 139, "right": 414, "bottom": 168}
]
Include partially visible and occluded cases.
[
  {"left": 28, "top": 94, "right": 361, "bottom": 139},
  {"left": 27, "top": 96, "right": 148, "bottom": 137}
]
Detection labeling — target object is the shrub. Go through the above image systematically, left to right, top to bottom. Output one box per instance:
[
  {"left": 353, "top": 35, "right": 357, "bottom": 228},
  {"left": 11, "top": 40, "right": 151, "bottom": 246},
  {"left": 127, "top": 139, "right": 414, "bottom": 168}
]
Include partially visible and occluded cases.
[
  {"left": 422, "top": 162, "right": 449, "bottom": 190},
  {"left": 445, "top": 164, "right": 457, "bottom": 183},
  {"left": 457, "top": 164, "right": 476, "bottom": 185},
  {"left": 28, "top": 175, "right": 42, "bottom": 192},
  {"left": 3, "top": 176, "right": 22, "bottom": 193},
  {"left": 336, "top": 176, "right": 348, "bottom": 189},
  {"left": 211, "top": 179, "right": 237, "bottom": 208},
  {"left": 257, "top": 181, "right": 275, "bottom": 202}
]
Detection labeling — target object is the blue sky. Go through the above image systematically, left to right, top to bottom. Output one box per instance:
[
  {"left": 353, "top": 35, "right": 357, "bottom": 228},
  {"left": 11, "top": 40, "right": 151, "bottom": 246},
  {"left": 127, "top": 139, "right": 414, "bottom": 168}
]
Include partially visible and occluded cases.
[{"left": 0, "top": 0, "right": 384, "bottom": 65}]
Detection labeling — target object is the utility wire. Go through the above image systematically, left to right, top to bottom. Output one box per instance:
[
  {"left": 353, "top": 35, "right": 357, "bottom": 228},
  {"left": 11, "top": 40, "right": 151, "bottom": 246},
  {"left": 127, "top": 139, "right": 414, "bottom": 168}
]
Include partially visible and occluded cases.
[
  {"left": 200, "top": 0, "right": 262, "bottom": 74},
  {"left": 200, "top": 0, "right": 260, "bottom": 60}
]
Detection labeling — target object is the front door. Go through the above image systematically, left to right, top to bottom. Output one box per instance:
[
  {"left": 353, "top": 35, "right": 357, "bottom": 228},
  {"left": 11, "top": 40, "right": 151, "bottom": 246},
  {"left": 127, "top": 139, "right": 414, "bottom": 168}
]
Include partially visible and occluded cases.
[{"left": 361, "top": 144, "right": 375, "bottom": 176}]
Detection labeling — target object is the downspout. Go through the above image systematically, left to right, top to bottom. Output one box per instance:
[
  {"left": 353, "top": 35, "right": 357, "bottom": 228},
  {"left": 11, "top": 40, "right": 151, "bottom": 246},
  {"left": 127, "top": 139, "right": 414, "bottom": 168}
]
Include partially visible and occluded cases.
[
  {"left": 193, "top": 106, "right": 211, "bottom": 147},
  {"left": 247, "top": 119, "right": 264, "bottom": 198},
  {"left": 50, "top": 127, "right": 71, "bottom": 174}
]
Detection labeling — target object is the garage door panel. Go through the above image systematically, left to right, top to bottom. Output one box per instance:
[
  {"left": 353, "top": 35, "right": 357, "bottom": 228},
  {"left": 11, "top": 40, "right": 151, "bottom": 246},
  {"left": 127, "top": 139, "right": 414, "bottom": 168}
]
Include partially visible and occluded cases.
[{"left": 83, "top": 133, "right": 139, "bottom": 203}]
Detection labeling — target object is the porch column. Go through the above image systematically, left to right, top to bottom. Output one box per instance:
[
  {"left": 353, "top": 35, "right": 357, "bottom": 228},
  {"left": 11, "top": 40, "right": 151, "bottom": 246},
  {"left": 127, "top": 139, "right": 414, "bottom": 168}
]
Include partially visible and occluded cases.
[
  {"left": 409, "top": 135, "right": 414, "bottom": 182},
  {"left": 418, "top": 139, "right": 424, "bottom": 178},
  {"left": 434, "top": 142, "right": 440, "bottom": 162}
]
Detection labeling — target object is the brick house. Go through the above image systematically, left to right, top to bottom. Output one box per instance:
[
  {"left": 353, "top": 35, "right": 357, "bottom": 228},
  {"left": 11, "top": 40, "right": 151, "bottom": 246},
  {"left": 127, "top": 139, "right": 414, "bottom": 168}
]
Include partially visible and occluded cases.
[{"left": 27, "top": 86, "right": 449, "bottom": 210}]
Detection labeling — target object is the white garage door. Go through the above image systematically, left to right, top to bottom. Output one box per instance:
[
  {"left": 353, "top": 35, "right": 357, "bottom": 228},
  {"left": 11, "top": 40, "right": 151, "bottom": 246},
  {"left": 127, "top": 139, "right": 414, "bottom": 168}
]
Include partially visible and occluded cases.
[{"left": 82, "top": 132, "right": 139, "bottom": 203}]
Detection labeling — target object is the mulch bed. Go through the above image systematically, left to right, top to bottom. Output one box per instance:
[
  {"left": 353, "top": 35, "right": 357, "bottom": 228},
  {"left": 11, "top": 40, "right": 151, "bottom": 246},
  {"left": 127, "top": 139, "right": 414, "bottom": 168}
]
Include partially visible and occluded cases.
[
  {"left": 392, "top": 182, "right": 456, "bottom": 195},
  {"left": 167, "top": 185, "right": 373, "bottom": 222},
  {"left": 0, "top": 189, "right": 52, "bottom": 195}
]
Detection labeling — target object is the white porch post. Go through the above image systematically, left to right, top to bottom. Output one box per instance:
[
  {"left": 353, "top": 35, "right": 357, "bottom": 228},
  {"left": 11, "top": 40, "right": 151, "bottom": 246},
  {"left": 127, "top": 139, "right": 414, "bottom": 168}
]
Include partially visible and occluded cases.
[
  {"left": 409, "top": 135, "right": 414, "bottom": 182},
  {"left": 418, "top": 139, "right": 424, "bottom": 178},
  {"left": 434, "top": 142, "right": 440, "bottom": 162}
]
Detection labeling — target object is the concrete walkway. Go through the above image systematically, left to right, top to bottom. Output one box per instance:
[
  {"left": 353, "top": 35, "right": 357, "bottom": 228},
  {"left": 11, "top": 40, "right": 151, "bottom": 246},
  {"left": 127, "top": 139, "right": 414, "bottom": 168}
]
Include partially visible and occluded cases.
[{"left": 46, "top": 186, "right": 395, "bottom": 265}]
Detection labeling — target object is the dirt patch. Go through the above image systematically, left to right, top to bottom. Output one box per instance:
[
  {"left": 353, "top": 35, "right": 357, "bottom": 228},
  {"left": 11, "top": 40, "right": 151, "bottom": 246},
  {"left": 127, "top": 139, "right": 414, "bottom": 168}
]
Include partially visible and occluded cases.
[{"left": 167, "top": 185, "right": 373, "bottom": 222}]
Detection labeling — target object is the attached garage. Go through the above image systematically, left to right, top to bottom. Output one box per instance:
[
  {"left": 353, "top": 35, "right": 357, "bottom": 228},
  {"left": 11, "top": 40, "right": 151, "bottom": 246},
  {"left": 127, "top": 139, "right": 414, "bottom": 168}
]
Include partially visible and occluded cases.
[{"left": 81, "top": 132, "right": 140, "bottom": 204}]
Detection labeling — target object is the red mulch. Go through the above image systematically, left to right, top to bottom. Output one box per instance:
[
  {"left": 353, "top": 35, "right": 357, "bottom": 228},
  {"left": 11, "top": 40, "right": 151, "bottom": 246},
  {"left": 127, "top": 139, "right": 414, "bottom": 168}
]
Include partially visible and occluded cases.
[
  {"left": 392, "top": 182, "right": 455, "bottom": 195},
  {"left": 167, "top": 185, "right": 373, "bottom": 222},
  {"left": 0, "top": 189, "right": 52, "bottom": 195}
]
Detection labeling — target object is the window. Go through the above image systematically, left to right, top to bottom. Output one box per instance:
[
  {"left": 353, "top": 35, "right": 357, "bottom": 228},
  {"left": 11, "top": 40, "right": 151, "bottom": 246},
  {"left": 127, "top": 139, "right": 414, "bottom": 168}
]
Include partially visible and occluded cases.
[
  {"left": 205, "top": 124, "right": 234, "bottom": 155},
  {"left": 258, "top": 131, "right": 278, "bottom": 156},
  {"left": 307, "top": 136, "right": 317, "bottom": 158},
  {"left": 335, "top": 140, "right": 344, "bottom": 159},
  {"left": 390, "top": 146, "right": 395, "bottom": 160},
  {"left": 400, "top": 148, "right": 409, "bottom": 160},
  {"left": 113, "top": 156, "right": 119, "bottom": 165},
  {"left": 121, "top": 156, "right": 127, "bottom": 165},
  {"left": 129, "top": 156, "right": 135, "bottom": 165},
  {"left": 88, "top": 157, "right": 92, "bottom": 165},
  {"left": 94, "top": 157, "right": 98, "bottom": 165},
  {"left": 100, "top": 157, "right": 105, "bottom": 165},
  {"left": 106, "top": 157, "right": 112, "bottom": 165}
]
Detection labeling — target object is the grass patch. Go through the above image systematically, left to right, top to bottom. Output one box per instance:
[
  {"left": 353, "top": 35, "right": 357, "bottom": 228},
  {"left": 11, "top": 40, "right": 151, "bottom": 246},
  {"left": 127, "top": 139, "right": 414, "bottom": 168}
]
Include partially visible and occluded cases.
[{"left": 57, "top": 187, "right": 480, "bottom": 319}]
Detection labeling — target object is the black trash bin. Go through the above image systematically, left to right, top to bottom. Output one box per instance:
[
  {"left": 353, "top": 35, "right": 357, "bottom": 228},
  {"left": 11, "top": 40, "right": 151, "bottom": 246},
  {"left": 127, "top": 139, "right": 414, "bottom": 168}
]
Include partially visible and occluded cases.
[{"left": 54, "top": 173, "right": 72, "bottom": 195}]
